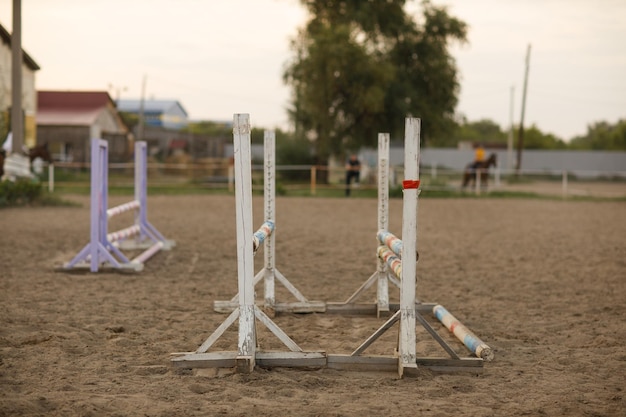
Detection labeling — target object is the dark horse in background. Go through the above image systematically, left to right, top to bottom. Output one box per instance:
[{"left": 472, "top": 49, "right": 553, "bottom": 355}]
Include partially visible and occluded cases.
[
  {"left": 0, "top": 143, "right": 53, "bottom": 179},
  {"left": 462, "top": 153, "right": 497, "bottom": 189}
]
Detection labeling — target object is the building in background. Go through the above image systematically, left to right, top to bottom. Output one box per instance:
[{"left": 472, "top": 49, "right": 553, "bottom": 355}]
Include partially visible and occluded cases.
[
  {"left": 0, "top": 22, "right": 40, "bottom": 148},
  {"left": 36, "top": 91, "right": 130, "bottom": 162},
  {"left": 116, "top": 99, "right": 188, "bottom": 130}
]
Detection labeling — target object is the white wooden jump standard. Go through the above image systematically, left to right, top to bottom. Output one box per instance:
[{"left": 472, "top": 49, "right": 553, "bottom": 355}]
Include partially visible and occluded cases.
[
  {"left": 172, "top": 114, "right": 325, "bottom": 373},
  {"left": 326, "top": 121, "right": 491, "bottom": 373},
  {"left": 212, "top": 130, "right": 324, "bottom": 314},
  {"left": 63, "top": 139, "right": 174, "bottom": 272}
]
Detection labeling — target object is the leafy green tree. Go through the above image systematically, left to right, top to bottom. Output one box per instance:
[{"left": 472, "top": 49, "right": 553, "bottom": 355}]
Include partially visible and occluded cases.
[
  {"left": 284, "top": 0, "right": 467, "bottom": 162},
  {"left": 453, "top": 118, "right": 507, "bottom": 147},
  {"left": 569, "top": 119, "right": 626, "bottom": 150},
  {"left": 522, "top": 125, "right": 567, "bottom": 149}
]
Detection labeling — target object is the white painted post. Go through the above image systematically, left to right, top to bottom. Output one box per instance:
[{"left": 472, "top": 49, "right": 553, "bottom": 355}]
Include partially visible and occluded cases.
[
  {"left": 233, "top": 114, "right": 256, "bottom": 372},
  {"left": 399, "top": 117, "right": 420, "bottom": 376},
  {"left": 263, "top": 131, "right": 276, "bottom": 310},
  {"left": 377, "top": 133, "right": 390, "bottom": 314},
  {"left": 48, "top": 163, "right": 54, "bottom": 192},
  {"left": 310, "top": 166, "right": 317, "bottom": 196},
  {"left": 562, "top": 170, "right": 568, "bottom": 198}
]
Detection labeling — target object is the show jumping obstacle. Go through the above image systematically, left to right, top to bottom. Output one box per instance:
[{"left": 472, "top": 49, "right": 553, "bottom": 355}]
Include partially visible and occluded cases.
[
  {"left": 173, "top": 115, "right": 326, "bottom": 373},
  {"left": 172, "top": 116, "right": 491, "bottom": 377},
  {"left": 212, "top": 129, "right": 324, "bottom": 314},
  {"left": 327, "top": 131, "right": 494, "bottom": 369},
  {"left": 326, "top": 133, "right": 405, "bottom": 316},
  {"left": 64, "top": 139, "right": 174, "bottom": 272}
]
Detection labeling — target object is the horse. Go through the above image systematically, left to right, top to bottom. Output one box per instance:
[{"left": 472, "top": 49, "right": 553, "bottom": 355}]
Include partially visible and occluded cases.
[
  {"left": 0, "top": 142, "right": 53, "bottom": 179},
  {"left": 27, "top": 143, "right": 53, "bottom": 165},
  {"left": 462, "top": 153, "right": 497, "bottom": 190}
]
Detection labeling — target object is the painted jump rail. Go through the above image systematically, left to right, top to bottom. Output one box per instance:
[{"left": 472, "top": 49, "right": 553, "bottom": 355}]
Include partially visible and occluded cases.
[
  {"left": 173, "top": 114, "right": 326, "bottom": 373},
  {"left": 212, "top": 130, "right": 324, "bottom": 314},
  {"left": 63, "top": 139, "right": 175, "bottom": 272}
]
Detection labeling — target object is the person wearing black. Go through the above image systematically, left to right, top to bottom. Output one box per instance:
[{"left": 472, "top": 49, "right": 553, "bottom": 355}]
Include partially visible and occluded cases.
[{"left": 345, "top": 154, "right": 361, "bottom": 196}]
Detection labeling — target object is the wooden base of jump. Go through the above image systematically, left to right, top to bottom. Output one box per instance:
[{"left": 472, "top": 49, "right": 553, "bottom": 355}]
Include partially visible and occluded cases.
[{"left": 174, "top": 299, "right": 485, "bottom": 374}]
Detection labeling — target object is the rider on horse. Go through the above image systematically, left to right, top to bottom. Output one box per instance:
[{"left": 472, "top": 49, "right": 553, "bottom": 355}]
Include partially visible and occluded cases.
[{"left": 470, "top": 143, "right": 485, "bottom": 170}]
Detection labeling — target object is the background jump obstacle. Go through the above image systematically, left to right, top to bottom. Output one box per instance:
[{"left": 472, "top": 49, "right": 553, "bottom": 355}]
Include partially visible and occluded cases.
[
  {"left": 212, "top": 129, "right": 324, "bottom": 314},
  {"left": 64, "top": 139, "right": 175, "bottom": 272}
]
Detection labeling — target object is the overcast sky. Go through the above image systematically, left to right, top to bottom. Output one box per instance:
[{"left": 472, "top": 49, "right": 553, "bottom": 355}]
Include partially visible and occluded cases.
[{"left": 1, "top": 0, "right": 624, "bottom": 141}]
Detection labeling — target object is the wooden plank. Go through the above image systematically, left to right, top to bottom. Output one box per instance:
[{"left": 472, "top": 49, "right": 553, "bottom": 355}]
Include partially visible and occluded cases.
[
  {"left": 233, "top": 114, "right": 256, "bottom": 366},
  {"left": 398, "top": 117, "right": 420, "bottom": 375},
  {"left": 263, "top": 131, "right": 276, "bottom": 309},
  {"left": 377, "top": 133, "right": 391, "bottom": 312},
  {"left": 274, "top": 268, "right": 308, "bottom": 303},
  {"left": 343, "top": 271, "right": 378, "bottom": 304},
  {"left": 214, "top": 300, "right": 326, "bottom": 314},
  {"left": 273, "top": 301, "right": 326, "bottom": 313},
  {"left": 325, "top": 302, "right": 438, "bottom": 316},
  {"left": 254, "top": 306, "right": 302, "bottom": 352},
  {"left": 197, "top": 307, "right": 239, "bottom": 353},
  {"left": 351, "top": 310, "right": 400, "bottom": 356},
  {"left": 415, "top": 311, "right": 460, "bottom": 359},
  {"left": 171, "top": 351, "right": 237, "bottom": 368},
  {"left": 256, "top": 351, "right": 327, "bottom": 368},
  {"left": 327, "top": 354, "right": 483, "bottom": 374}
]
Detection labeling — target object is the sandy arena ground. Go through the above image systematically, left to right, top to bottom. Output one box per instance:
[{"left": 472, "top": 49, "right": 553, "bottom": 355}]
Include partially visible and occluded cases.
[{"left": 1, "top": 194, "right": 625, "bottom": 416}]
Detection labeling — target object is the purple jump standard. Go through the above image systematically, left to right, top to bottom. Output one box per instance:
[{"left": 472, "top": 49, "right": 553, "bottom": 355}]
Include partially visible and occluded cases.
[{"left": 63, "top": 138, "right": 175, "bottom": 272}]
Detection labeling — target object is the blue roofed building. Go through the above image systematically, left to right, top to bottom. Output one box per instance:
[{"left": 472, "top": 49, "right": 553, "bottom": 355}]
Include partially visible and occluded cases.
[{"left": 116, "top": 99, "right": 188, "bottom": 130}]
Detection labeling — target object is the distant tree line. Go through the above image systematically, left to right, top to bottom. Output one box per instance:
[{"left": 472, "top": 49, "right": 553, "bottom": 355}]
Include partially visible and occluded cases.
[{"left": 452, "top": 117, "right": 626, "bottom": 151}]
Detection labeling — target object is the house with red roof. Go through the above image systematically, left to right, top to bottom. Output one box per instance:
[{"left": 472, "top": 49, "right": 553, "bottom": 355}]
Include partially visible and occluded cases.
[{"left": 36, "top": 91, "right": 130, "bottom": 162}]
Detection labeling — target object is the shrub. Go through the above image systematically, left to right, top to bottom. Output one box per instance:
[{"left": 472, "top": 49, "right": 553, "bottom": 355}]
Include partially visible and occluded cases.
[{"left": 0, "top": 179, "right": 43, "bottom": 207}]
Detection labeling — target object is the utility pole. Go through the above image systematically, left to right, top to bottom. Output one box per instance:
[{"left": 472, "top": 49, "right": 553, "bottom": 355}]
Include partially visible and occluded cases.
[
  {"left": 11, "top": 0, "right": 23, "bottom": 153},
  {"left": 515, "top": 44, "right": 531, "bottom": 174},
  {"left": 137, "top": 75, "right": 146, "bottom": 141},
  {"left": 507, "top": 85, "right": 514, "bottom": 172}
]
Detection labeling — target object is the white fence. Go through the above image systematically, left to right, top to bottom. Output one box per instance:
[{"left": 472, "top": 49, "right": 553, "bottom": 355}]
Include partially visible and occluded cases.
[{"left": 41, "top": 160, "right": 626, "bottom": 199}]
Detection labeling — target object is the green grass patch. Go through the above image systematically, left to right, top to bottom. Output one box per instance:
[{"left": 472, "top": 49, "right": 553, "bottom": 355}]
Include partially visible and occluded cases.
[{"left": 0, "top": 179, "right": 78, "bottom": 208}]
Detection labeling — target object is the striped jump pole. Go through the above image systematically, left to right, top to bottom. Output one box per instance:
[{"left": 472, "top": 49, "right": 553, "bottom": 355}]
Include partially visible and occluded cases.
[
  {"left": 63, "top": 139, "right": 174, "bottom": 272},
  {"left": 377, "top": 230, "right": 403, "bottom": 258},
  {"left": 433, "top": 305, "right": 494, "bottom": 361}
]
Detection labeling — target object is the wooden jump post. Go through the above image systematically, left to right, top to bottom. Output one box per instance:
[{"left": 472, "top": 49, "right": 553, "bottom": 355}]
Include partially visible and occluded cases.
[
  {"left": 172, "top": 114, "right": 326, "bottom": 373},
  {"left": 212, "top": 129, "right": 324, "bottom": 314},
  {"left": 63, "top": 138, "right": 175, "bottom": 272}
]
